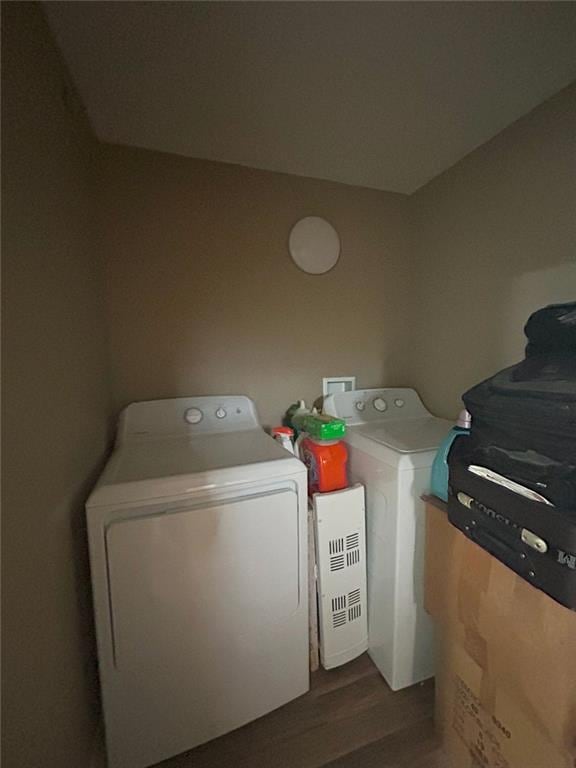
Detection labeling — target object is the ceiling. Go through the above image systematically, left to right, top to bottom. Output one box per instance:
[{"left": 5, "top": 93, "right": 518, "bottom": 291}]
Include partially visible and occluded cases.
[{"left": 45, "top": 2, "right": 576, "bottom": 195}]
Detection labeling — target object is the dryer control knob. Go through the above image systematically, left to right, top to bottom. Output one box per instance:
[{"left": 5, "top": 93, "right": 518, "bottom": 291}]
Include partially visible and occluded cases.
[
  {"left": 373, "top": 397, "right": 387, "bottom": 412},
  {"left": 354, "top": 401, "right": 366, "bottom": 412},
  {"left": 184, "top": 407, "right": 203, "bottom": 424},
  {"left": 215, "top": 407, "right": 227, "bottom": 419}
]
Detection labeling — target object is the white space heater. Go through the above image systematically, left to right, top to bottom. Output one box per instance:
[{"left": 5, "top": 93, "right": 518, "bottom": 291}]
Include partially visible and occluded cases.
[{"left": 313, "top": 483, "right": 368, "bottom": 669}]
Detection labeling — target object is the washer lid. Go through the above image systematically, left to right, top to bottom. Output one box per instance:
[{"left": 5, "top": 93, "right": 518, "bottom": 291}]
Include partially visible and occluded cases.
[
  {"left": 356, "top": 417, "right": 452, "bottom": 453},
  {"left": 88, "top": 429, "right": 302, "bottom": 507}
]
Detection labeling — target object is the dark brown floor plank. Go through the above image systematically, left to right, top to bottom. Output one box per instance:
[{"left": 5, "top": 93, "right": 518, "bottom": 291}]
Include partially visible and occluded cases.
[
  {"left": 308, "top": 652, "right": 380, "bottom": 698},
  {"left": 156, "top": 654, "right": 437, "bottom": 768},
  {"left": 321, "top": 717, "right": 441, "bottom": 768}
]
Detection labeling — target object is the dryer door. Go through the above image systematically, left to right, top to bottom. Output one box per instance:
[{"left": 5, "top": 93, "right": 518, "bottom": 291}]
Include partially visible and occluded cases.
[{"left": 103, "top": 487, "right": 306, "bottom": 768}]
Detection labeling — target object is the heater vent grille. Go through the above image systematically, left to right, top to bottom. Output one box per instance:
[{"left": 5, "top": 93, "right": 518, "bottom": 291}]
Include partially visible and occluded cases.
[
  {"left": 313, "top": 485, "right": 368, "bottom": 668},
  {"left": 346, "top": 533, "right": 359, "bottom": 550},
  {"left": 329, "top": 538, "right": 344, "bottom": 554},
  {"left": 346, "top": 549, "right": 360, "bottom": 567},
  {"left": 330, "top": 554, "right": 345, "bottom": 571},
  {"left": 348, "top": 588, "right": 361, "bottom": 606},
  {"left": 348, "top": 604, "right": 362, "bottom": 622},
  {"left": 332, "top": 610, "right": 347, "bottom": 628}
]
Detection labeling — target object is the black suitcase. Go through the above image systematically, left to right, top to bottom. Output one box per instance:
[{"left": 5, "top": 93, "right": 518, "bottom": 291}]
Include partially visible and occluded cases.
[
  {"left": 448, "top": 438, "right": 576, "bottom": 611},
  {"left": 461, "top": 440, "right": 576, "bottom": 508}
]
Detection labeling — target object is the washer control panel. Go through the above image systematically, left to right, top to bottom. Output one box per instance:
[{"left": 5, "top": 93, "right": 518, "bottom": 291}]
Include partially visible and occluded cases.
[
  {"left": 323, "top": 388, "right": 430, "bottom": 425},
  {"left": 120, "top": 395, "right": 260, "bottom": 440}
]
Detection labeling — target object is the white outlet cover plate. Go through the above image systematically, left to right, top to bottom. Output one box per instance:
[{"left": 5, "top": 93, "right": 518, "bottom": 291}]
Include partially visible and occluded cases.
[{"left": 323, "top": 377, "right": 357, "bottom": 397}]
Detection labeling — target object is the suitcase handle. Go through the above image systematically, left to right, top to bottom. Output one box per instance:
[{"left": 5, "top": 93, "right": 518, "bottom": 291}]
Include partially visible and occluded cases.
[{"left": 470, "top": 527, "right": 518, "bottom": 564}]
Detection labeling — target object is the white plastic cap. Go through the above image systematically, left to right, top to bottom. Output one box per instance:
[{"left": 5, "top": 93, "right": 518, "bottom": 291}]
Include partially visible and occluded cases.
[{"left": 457, "top": 409, "right": 472, "bottom": 429}]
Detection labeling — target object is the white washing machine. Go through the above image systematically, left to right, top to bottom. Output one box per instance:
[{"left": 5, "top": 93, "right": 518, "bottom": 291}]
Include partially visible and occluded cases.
[
  {"left": 324, "top": 388, "right": 451, "bottom": 690},
  {"left": 86, "top": 396, "right": 309, "bottom": 768}
]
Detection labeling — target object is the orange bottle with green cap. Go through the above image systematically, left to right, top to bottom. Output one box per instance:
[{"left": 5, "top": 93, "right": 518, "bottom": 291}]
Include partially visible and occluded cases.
[{"left": 300, "top": 414, "right": 348, "bottom": 495}]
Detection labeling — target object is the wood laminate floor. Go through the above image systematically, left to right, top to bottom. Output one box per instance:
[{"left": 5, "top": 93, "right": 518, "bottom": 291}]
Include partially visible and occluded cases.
[{"left": 155, "top": 654, "right": 448, "bottom": 768}]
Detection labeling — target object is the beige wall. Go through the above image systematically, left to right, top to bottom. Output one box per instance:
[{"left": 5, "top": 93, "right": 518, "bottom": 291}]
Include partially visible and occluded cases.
[
  {"left": 2, "top": 5, "right": 112, "bottom": 767},
  {"left": 3, "top": 8, "right": 575, "bottom": 765},
  {"left": 96, "top": 80, "right": 576, "bottom": 429},
  {"left": 407, "top": 83, "right": 576, "bottom": 419},
  {"left": 97, "top": 146, "right": 412, "bottom": 425}
]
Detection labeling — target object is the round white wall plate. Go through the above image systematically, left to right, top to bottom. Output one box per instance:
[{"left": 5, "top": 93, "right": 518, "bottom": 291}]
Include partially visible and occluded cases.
[{"left": 288, "top": 216, "right": 340, "bottom": 274}]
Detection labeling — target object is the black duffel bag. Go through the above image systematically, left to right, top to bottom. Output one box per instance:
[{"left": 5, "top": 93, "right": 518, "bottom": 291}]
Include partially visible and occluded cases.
[
  {"left": 525, "top": 301, "right": 576, "bottom": 356},
  {"left": 463, "top": 352, "right": 576, "bottom": 466}
]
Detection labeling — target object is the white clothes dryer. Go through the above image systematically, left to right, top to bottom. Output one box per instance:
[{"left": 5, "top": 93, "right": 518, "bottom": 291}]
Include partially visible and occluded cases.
[
  {"left": 324, "top": 388, "right": 451, "bottom": 690},
  {"left": 86, "top": 396, "right": 309, "bottom": 768}
]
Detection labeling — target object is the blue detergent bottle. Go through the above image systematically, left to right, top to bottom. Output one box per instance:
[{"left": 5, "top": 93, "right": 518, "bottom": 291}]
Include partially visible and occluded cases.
[{"left": 430, "top": 409, "right": 472, "bottom": 502}]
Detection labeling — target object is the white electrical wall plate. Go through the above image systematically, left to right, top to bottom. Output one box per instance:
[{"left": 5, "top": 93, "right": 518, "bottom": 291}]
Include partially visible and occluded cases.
[{"left": 322, "top": 376, "right": 356, "bottom": 397}]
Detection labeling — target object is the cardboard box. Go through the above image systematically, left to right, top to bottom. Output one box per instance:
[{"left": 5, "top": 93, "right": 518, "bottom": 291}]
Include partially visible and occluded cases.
[{"left": 424, "top": 497, "right": 576, "bottom": 768}]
